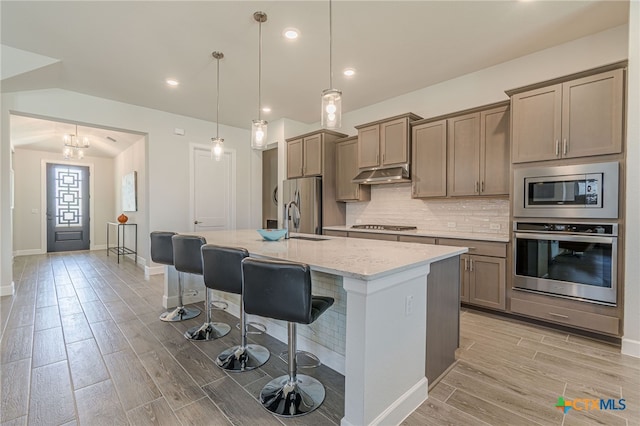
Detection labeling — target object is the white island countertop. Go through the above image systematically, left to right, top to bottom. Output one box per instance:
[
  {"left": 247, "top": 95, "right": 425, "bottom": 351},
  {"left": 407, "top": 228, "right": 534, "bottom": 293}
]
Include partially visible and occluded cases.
[{"left": 190, "top": 229, "right": 467, "bottom": 281}]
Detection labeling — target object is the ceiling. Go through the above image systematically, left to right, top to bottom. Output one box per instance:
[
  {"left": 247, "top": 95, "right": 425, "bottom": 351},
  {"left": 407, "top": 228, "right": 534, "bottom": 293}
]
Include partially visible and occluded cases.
[{"left": 1, "top": 1, "right": 629, "bottom": 156}]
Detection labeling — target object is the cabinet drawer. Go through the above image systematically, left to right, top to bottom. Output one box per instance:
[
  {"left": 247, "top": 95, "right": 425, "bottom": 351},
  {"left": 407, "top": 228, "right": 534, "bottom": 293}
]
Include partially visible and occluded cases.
[
  {"left": 324, "top": 230, "right": 348, "bottom": 237},
  {"left": 347, "top": 232, "right": 399, "bottom": 241},
  {"left": 398, "top": 235, "right": 437, "bottom": 245},
  {"left": 438, "top": 238, "right": 506, "bottom": 257},
  {"left": 510, "top": 297, "right": 619, "bottom": 335}
]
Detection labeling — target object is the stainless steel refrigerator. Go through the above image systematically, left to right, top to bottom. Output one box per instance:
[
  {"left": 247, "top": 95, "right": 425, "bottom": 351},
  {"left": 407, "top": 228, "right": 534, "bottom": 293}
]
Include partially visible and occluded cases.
[{"left": 282, "top": 177, "right": 322, "bottom": 235}]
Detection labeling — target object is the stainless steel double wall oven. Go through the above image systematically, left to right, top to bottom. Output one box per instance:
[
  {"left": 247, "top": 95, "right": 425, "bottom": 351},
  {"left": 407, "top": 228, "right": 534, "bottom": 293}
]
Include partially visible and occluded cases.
[{"left": 513, "top": 162, "right": 620, "bottom": 305}]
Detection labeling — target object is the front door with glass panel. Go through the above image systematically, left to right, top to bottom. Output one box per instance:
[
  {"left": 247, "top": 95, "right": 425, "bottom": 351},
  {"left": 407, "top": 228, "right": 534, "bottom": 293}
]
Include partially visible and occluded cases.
[{"left": 46, "top": 164, "right": 90, "bottom": 252}]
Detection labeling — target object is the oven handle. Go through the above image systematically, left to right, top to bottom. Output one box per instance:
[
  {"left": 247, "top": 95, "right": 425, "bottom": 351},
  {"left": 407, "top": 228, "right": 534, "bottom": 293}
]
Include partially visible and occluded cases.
[{"left": 515, "top": 232, "right": 616, "bottom": 244}]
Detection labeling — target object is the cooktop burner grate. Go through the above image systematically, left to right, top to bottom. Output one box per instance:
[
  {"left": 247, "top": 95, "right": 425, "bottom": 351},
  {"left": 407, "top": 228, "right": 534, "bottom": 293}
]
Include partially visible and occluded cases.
[{"left": 351, "top": 224, "right": 417, "bottom": 231}]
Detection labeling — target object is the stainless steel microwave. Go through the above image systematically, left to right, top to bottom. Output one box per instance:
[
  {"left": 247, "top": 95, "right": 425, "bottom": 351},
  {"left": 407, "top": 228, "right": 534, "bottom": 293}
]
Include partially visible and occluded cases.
[{"left": 513, "top": 162, "right": 619, "bottom": 219}]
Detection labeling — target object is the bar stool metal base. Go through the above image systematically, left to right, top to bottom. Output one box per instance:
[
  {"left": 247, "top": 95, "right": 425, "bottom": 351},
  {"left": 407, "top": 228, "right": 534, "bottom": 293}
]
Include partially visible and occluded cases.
[
  {"left": 159, "top": 306, "right": 200, "bottom": 322},
  {"left": 184, "top": 322, "right": 231, "bottom": 341},
  {"left": 216, "top": 344, "right": 270, "bottom": 372},
  {"left": 260, "top": 374, "right": 325, "bottom": 417}
]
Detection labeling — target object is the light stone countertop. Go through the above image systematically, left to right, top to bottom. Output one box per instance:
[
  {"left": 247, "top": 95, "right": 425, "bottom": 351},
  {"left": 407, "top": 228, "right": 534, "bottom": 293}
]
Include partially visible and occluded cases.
[
  {"left": 323, "top": 225, "right": 510, "bottom": 243},
  {"left": 192, "top": 229, "right": 467, "bottom": 281}
]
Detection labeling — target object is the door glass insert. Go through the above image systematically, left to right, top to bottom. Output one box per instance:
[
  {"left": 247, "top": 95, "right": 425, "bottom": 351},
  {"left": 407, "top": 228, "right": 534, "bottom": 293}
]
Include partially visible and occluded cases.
[{"left": 54, "top": 166, "right": 84, "bottom": 227}]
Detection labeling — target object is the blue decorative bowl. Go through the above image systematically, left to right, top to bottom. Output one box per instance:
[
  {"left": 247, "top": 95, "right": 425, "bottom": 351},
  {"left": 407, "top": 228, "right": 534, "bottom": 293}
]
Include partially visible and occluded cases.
[{"left": 257, "top": 228, "right": 287, "bottom": 241}]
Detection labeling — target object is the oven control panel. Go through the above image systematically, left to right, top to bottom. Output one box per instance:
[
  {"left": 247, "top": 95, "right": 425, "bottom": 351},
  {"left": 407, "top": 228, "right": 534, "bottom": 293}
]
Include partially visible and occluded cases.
[{"left": 514, "top": 222, "right": 617, "bottom": 236}]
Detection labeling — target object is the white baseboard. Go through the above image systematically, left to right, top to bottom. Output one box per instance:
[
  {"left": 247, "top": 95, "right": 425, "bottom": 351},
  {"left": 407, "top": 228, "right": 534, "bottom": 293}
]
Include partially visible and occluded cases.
[
  {"left": 92, "top": 244, "right": 107, "bottom": 250},
  {"left": 13, "top": 249, "right": 45, "bottom": 256},
  {"left": 145, "top": 265, "right": 165, "bottom": 278},
  {"left": 0, "top": 281, "right": 15, "bottom": 297},
  {"left": 622, "top": 337, "right": 640, "bottom": 358},
  {"left": 372, "top": 377, "right": 428, "bottom": 426}
]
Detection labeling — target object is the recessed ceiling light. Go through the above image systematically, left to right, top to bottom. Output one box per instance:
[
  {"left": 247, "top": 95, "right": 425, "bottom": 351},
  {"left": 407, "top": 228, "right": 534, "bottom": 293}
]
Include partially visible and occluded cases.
[
  {"left": 283, "top": 28, "right": 299, "bottom": 40},
  {"left": 343, "top": 68, "right": 356, "bottom": 77},
  {"left": 166, "top": 79, "right": 179, "bottom": 87},
  {"left": 262, "top": 107, "right": 272, "bottom": 113}
]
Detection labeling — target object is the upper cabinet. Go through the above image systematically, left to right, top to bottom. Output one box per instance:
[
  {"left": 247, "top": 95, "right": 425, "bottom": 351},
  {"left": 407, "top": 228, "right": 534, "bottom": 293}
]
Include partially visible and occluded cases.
[
  {"left": 511, "top": 68, "right": 624, "bottom": 163},
  {"left": 411, "top": 102, "right": 509, "bottom": 199},
  {"left": 448, "top": 105, "right": 510, "bottom": 196},
  {"left": 355, "top": 113, "right": 422, "bottom": 169},
  {"left": 411, "top": 119, "right": 447, "bottom": 198},
  {"left": 286, "top": 130, "right": 346, "bottom": 179},
  {"left": 335, "top": 136, "right": 371, "bottom": 202}
]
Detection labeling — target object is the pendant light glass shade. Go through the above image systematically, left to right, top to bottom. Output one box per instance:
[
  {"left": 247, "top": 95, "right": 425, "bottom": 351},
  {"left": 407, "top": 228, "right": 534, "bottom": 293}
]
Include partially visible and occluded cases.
[
  {"left": 321, "top": 0, "right": 341, "bottom": 129},
  {"left": 251, "top": 11, "right": 268, "bottom": 151},
  {"left": 210, "top": 51, "right": 225, "bottom": 161},
  {"left": 321, "top": 88, "right": 342, "bottom": 129},
  {"left": 251, "top": 119, "right": 268, "bottom": 150}
]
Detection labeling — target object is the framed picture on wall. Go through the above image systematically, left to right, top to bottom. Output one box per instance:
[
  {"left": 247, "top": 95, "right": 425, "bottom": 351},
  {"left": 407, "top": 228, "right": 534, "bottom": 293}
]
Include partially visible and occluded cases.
[{"left": 122, "top": 171, "right": 137, "bottom": 212}]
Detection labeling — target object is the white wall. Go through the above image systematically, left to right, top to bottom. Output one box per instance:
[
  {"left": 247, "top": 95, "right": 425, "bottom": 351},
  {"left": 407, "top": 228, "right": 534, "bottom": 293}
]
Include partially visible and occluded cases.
[
  {"left": 622, "top": 1, "right": 639, "bottom": 357},
  {"left": 114, "top": 137, "right": 147, "bottom": 262},
  {"left": 12, "top": 148, "right": 115, "bottom": 254}
]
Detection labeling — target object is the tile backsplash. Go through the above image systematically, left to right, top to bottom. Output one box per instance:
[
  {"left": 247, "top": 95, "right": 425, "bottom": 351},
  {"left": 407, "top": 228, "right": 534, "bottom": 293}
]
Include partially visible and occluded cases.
[{"left": 346, "top": 183, "right": 510, "bottom": 238}]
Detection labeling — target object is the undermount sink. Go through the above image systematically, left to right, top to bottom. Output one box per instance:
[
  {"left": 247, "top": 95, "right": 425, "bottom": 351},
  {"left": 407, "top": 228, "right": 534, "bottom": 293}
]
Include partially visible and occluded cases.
[{"left": 288, "top": 236, "right": 329, "bottom": 242}]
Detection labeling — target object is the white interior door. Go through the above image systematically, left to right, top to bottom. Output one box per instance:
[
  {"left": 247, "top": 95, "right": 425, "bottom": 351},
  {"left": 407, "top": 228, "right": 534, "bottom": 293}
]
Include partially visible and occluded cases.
[{"left": 191, "top": 146, "right": 236, "bottom": 232}]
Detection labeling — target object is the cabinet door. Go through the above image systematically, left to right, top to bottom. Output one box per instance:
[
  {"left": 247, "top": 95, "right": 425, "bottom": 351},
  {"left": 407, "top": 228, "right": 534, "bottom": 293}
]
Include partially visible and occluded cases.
[
  {"left": 562, "top": 69, "right": 623, "bottom": 159},
  {"left": 511, "top": 84, "right": 562, "bottom": 163},
  {"left": 480, "top": 106, "right": 510, "bottom": 196},
  {"left": 448, "top": 113, "right": 480, "bottom": 197},
  {"left": 381, "top": 117, "right": 409, "bottom": 166},
  {"left": 412, "top": 120, "right": 447, "bottom": 198},
  {"left": 357, "top": 125, "right": 380, "bottom": 168},
  {"left": 303, "top": 134, "right": 323, "bottom": 176},
  {"left": 287, "top": 138, "right": 304, "bottom": 178},
  {"left": 336, "top": 139, "right": 361, "bottom": 201},
  {"left": 460, "top": 255, "right": 470, "bottom": 303},
  {"left": 469, "top": 255, "right": 505, "bottom": 310}
]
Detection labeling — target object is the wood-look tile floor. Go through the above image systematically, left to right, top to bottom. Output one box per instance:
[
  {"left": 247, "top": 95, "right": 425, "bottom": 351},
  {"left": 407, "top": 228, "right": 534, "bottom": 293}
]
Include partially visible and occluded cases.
[{"left": 2, "top": 251, "right": 639, "bottom": 425}]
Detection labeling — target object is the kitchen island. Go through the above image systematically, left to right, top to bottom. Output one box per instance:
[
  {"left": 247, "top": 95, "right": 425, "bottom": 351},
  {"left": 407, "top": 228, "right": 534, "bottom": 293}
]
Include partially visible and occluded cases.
[{"left": 161, "top": 229, "right": 466, "bottom": 426}]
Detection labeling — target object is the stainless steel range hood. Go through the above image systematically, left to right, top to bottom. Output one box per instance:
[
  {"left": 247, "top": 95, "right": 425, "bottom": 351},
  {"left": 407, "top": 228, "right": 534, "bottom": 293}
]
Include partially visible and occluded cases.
[{"left": 352, "top": 165, "right": 410, "bottom": 184}]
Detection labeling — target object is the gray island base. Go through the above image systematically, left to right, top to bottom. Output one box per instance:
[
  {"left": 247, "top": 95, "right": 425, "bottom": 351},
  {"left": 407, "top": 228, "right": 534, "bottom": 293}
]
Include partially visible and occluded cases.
[{"left": 161, "top": 229, "right": 466, "bottom": 425}]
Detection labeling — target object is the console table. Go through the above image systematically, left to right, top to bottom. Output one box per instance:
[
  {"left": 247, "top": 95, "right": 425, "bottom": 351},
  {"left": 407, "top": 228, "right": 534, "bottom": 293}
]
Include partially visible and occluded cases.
[{"left": 106, "top": 222, "right": 137, "bottom": 264}]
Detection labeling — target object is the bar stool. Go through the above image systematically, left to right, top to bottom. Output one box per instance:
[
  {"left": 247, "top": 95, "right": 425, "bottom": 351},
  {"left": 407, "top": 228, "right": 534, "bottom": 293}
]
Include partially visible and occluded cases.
[
  {"left": 150, "top": 231, "right": 188, "bottom": 321},
  {"left": 159, "top": 235, "right": 205, "bottom": 322},
  {"left": 183, "top": 245, "right": 233, "bottom": 341},
  {"left": 198, "top": 245, "right": 270, "bottom": 369},
  {"left": 241, "top": 257, "right": 334, "bottom": 417}
]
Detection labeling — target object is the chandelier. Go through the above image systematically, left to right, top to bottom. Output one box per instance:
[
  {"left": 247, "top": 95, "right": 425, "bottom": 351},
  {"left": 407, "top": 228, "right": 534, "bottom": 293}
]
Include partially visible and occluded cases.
[{"left": 63, "top": 125, "right": 90, "bottom": 160}]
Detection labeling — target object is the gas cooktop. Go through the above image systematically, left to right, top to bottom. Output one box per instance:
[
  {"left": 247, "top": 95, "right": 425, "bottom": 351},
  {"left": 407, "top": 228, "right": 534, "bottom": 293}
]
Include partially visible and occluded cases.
[{"left": 351, "top": 224, "right": 417, "bottom": 231}]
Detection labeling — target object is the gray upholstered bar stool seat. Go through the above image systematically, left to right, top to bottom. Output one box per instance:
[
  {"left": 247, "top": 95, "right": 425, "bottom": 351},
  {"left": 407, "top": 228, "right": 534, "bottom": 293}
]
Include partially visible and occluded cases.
[
  {"left": 159, "top": 234, "right": 205, "bottom": 322},
  {"left": 197, "top": 245, "right": 270, "bottom": 368},
  {"left": 242, "top": 257, "right": 334, "bottom": 417}
]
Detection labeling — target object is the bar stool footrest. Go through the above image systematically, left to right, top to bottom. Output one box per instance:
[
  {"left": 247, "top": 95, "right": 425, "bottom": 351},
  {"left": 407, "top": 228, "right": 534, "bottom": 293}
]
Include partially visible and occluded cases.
[
  {"left": 210, "top": 300, "right": 228, "bottom": 310},
  {"left": 236, "top": 321, "right": 267, "bottom": 335},
  {"left": 278, "top": 350, "right": 321, "bottom": 369}
]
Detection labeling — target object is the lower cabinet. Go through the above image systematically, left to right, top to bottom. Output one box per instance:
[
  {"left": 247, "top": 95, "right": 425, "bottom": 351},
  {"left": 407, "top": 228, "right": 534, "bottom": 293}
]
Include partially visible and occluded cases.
[{"left": 460, "top": 254, "right": 506, "bottom": 310}]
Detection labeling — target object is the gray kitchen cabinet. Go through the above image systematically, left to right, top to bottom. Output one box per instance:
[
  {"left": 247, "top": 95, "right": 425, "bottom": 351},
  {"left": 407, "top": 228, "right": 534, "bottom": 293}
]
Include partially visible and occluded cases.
[
  {"left": 511, "top": 68, "right": 624, "bottom": 163},
  {"left": 447, "top": 104, "right": 510, "bottom": 197},
  {"left": 355, "top": 113, "right": 422, "bottom": 170},
  {"left": 411, "top": 119, "right": 447, "bottom": 198},
  {"left": 286, "top": 133, "right": 324, "bottom": 178},
  {"left": 336, "top": 136, "right": 370, "bottom": 202},
  {"left": 348, "top": 232, "right": 399, "bottom": 241},
  {"left": 439, "top": 238, "right": 507, "bottom": 310}
]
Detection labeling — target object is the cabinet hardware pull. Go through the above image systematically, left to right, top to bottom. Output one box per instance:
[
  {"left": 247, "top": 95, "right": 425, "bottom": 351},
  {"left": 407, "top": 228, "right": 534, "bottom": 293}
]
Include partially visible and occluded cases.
[
  {"left": 563, "top": 138, "right": 568, "bottom": 155},
  {"left": 555, "top": 140, "right": 560, "bottom": 157},
  {"left": 376, "top": 153, "right": 379, "bottom": 163},
  {"left": 382, "top": 153, "right": 385, "bottom": 162},
  {"left": 301, "top": 167, "right": 303, "bottom": 176},
  {"left": 475, "top": 181, "right": 479, "bottom": 193},
  {"left": 481, "top": 181, "right": 485, "bottom": 193},
  {"left": 464, "top": 258, "right": 468, "bottom": 271},
  {"left": 469, "top": 259, "right": 474, "bottom": 272},
  {"left": 548, "top": 312, "right": 569, "bottom": 319}
]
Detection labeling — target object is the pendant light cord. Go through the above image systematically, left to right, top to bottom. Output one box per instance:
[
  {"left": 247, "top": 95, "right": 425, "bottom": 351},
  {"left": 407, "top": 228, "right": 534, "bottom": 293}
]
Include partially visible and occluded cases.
[
  {"left": 329, "top": 0, "right": 333, "bottom": 89},
  {"left": 258, "top": 18, "right": 263, "bottom": 120},
  {"left": 216, "top": 55, "right": 220, "bottom": 139}
]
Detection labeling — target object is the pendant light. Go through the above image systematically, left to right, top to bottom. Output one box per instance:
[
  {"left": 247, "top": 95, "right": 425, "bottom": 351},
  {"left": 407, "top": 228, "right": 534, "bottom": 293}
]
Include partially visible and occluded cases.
[
  {"left": 321, "top": 0, "right": 341, "bottom": 129},
  {"left": 251, "top": 11, "right": 268, "bottom": 150},
  {"left": 211, "top": 51, "right": 224, "bottom": 161}
]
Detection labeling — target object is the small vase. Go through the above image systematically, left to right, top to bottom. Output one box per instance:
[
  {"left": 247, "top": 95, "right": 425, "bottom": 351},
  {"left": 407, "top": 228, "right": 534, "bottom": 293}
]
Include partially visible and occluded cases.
[{"left": 117, "top": 213, "right": 128, "bottom": 224}]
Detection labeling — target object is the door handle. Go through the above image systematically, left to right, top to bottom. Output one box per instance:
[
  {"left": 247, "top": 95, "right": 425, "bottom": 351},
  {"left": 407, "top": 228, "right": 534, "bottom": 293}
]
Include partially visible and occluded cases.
[
  {"left": 46, "top": 212, "right": 52, "bottom": 220},
  {"left": 194, "top": 220, "right": 201, "bottom": 225}
]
